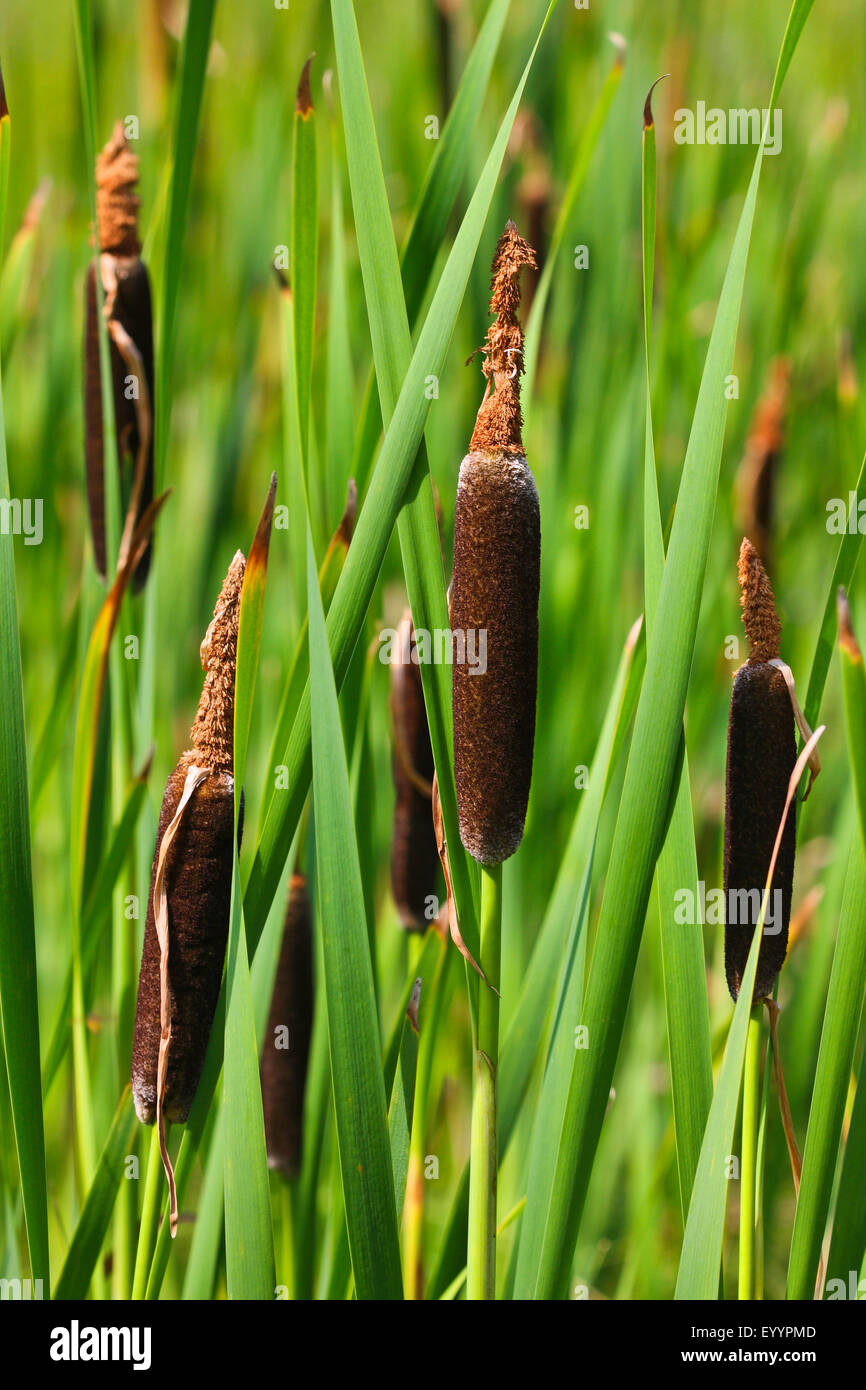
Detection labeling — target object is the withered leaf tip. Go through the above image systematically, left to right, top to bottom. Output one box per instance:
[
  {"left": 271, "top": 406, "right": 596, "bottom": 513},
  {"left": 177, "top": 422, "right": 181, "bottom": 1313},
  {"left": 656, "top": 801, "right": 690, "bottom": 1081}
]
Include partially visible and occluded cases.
[
  {"left": 296, "top": 54, "right": 316, "bottom": 116},
  {"left": 0, "top": 60, "right": 8, "bottom": 121},
  {"left": 643, "top": 74, "right": 669, "bottom": 131}
]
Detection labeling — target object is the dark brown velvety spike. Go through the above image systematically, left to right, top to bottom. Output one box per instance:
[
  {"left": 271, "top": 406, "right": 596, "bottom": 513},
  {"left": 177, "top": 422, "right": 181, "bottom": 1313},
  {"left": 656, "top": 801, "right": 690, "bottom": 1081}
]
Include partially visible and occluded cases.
[
  {"left": 84, "top": 258, "right": 155, "bottom": 591},
  {"left": 451, "top": 450, "right": 540, "bottom": 864},
  {"left": 390, "top": 621, "right": 439, "bottom": 929},
  {"left": 723, "top": 661, "right": 796, "bottom": 1001},
  {"left": 131, "top": 761, "right": 242, "bottom": 1124},
  {"left": 260, "top": 874, "right": 314, "bottom": 1178}
]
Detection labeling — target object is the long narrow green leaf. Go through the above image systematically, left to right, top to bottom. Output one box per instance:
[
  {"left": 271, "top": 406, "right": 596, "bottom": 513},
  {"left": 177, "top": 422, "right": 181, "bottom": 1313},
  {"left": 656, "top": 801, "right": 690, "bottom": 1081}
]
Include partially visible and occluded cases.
[
  {"left": 155, "top": 0, "right": 217, "bottom": 491},
  {"left": 531, "top": 0, "right": 814, "bottom": 1299},
  {"left": 523, "top": 33, "right": 624, "bottom": 414},
  {"left": 292, "top": 57, "right": 318, "bottom": 512},
  {"left": 641, "top": 81, "right": 712, "bottom": 1221},
  {"left": 0, "top": 298, "right": 49, "bottom": 1291},
  {"left": 803, "top": 454, "right": 866, "bottom": 732},
  {"left": 224, "top": 479, "right": 277, "bottom": 1300},
  {"left": 306, "top": 523, "right": 403, "bottom": 1299},
  {"left": 787, "top": 608, "right": 866, "bottom": 1297},
  {"left": 42, "top": 765, "right": 151, "bottom": 1098},
  {"left": 674, "top": 917, "right": 766, "bottom": 1298},
  {"left": 388, "top": 990, "right": 421, "bottom": 1219},
  {"left": 824, "top": 1039, "right": 866, "bottom": 1294},
  {"left": 53, "top": 1088, "right": 136, "bottom": 1300}
]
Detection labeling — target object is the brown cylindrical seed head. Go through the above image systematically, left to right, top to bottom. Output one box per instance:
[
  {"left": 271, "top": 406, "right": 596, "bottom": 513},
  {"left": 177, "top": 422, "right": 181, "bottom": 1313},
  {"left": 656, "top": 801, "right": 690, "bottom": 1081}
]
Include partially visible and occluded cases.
[
  {"left": 452, "top": 221, "right": 540, "bottom": 864},
  {"left": 452, "top": 450, "right": 540, "bottom": 863},
  {"left": 723, "top": 541, "right": 795, "bottom": 1001},
  {"left": 131, "top": 552, "right": 246, "bottom": 1123},
  {"left": 390, "top": 615, "right": 440, "bottom": 929},
  {"left": 131, "top": 759, "right": 241, "bottom": 1123},
  {"left": 260, "top": 874, "right": 314, "bottom": 1178}
]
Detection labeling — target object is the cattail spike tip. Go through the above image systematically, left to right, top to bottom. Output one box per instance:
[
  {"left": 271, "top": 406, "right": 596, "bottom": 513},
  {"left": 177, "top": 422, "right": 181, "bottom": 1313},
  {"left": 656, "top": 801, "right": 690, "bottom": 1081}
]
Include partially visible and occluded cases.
[{"left": 738, "top": 537, "right": 781, "bottom": 663}]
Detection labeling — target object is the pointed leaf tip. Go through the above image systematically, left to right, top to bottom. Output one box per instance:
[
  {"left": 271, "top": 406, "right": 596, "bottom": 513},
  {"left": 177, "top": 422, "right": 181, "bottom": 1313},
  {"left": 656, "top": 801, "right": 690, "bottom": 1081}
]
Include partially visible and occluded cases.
[
  {"left": 296, "top": 54, "right": 316, "bottom": 116},
  {"left": 643, "top": 74, "right": 669, "bottom": 131},
  {"left": 250, "top": 473, "right": 278, "bottom": 564}
]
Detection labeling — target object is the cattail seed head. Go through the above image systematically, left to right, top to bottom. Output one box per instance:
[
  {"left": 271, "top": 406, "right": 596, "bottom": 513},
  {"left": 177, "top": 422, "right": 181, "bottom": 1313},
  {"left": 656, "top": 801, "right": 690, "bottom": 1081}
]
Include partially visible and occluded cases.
[
  {"left": 85, "top": 124, "right": 154, "bottom": 592},
  {"left": 452, "top": 222, "right": 540, "bottom": 865},
  {"left": 724, "top": 539, "right": 796, "bottom": 1001},
  {"left": 131, "top": 552, "right": 246, "bottom": 1125},
  {"left": 390, "top": 613, "right": 439, "bottom": 929},
  {"left": 260, "top": 874, "right": 314, "bottom": 1178}
]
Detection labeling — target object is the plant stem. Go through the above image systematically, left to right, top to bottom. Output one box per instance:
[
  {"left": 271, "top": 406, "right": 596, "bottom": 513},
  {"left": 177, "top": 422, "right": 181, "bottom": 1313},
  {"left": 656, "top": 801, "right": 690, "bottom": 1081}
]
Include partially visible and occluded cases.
[
  {"left": 467, "top": 862, "right": 501, "bottom": 1300},
  {"left": 404, "top": 930, "right": 452, "bottom": 1298},
  {"left": 739, "top": 1006, "right": 764, "bottom": 1300},
  {"left": 132, "top": 1124, "right": 164, "bottom": 1300},
  {"left": 281, "top": 1180, "right": 295, "bottom": 1298}
]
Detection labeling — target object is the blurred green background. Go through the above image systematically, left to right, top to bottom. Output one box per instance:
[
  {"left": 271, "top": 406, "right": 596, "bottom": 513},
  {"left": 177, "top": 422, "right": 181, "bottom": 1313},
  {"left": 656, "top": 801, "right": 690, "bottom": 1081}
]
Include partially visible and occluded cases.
[{"left": 2, "top": 0, "right": 864, "bottom": 1296}]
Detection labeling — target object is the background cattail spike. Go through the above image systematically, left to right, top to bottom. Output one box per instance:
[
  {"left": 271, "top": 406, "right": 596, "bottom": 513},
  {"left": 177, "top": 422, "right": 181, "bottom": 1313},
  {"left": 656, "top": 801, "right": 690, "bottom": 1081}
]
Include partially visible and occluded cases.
[
  {"left": 738, "top": 537, "right": 781, "bottom": 662},
  {"left": 390, "top": 613, "right": 440, "bottom": 930},
  {"left": 261, "top": 874, "right": 314, "bottom": 1179}
]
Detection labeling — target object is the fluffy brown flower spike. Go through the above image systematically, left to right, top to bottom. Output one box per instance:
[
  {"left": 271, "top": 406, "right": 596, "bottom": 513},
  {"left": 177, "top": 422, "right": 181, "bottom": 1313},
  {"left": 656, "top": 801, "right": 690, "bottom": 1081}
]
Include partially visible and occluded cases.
[
  {"left": 96, "top": 122, "right": 142, "bottom": 257},
  {"left": 469, "top": 220, "right": 537, "bottom": 454},
  {"left": 452, "top": 221, "right": 540, "bottom": 865},
  {"left": 738, "top": 535, "right": 782, "bottom": 663}
]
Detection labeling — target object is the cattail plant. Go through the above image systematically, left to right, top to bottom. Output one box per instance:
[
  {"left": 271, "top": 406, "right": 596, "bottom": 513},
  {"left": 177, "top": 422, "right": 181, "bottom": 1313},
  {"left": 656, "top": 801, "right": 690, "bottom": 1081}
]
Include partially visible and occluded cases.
[
  {"left": 84, "top": 122, "right": 154, "bottom": 590},
  {"left": 451, "top": 220, "right": 539, "bottom": 1301},
  {"left": 451, "top": 220, "right": 540, "bottom": 866},
  {"left": 734, "top": 357, "right": 790, "bottom": 574},
  {"left": 724, "top": 538, "right": 797, "bottom": 1002},
  {"left": 131, "top": 551, "right": 245, "bottom": 1228},
  {"left": 390, "top": 611, "right": 439, "bottom": 930},
  {"left": 260, "top": 873, "right": 314, "bottom": 1179}
]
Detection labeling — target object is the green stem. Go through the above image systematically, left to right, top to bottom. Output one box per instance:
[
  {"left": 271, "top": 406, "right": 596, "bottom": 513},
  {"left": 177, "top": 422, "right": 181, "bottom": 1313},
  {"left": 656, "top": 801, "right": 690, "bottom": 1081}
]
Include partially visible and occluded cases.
[
  {"left": 467, "top": 862, "right": 501, "bottom": 1300},
  {"left": 404, "top": 931, "right": 452, "bottom": 1298},
  {"left": 739, "top": 1006, "right": 763, "bottom": 1300},
  {"left": 132, "top": 1125, "right": 164, "bottom": 1299},
  {"left": 281, "top": 1180, "right": 295, "bottom": 1299}
]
